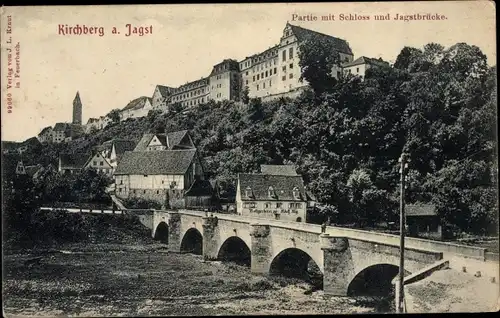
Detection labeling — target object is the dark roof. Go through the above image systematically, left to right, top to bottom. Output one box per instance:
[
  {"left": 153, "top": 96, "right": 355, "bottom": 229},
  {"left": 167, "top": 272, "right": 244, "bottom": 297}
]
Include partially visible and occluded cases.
[
  {"left": 289, "top": 23, "right": 353, "bottom": 55},
  {"left": 342, "top": 56, "right": 390, "bottom": 68},
  {"left": 209, "top": 59, "right": 240, "bottom": 77},
  {"left": 156, "top": 85, "right": 173, "bottom": 97},
  {"left": 122, "top": 96, "right": 152, "bottom": 111},
  {"left": 87, "top": 118, "right": 99, "bottom": 124},
  {"left": 53, "top": 122, "right": 70, "bottom": 131},
  {"left": 39, "top": 126, "right": 52, "bottom": 135},
  {"left": 133, "top": 130, "right": 191, "bottom": 151},
  {"left": 21, "top": 137, "right": 42, "bottom": 148},
  {"left": 113, "top": 140, "right": 137, "bottom": 160},
  {"left": 114, "top": 150, "right": 197, "bottom": 175},
  {"left": 59, "top": 153, "right": 89, "bottom": 170},
  {"left": 260, "top": 164, "right": 298, "bottom": 176},
  {"left": 24, "top": 165, "right": 42, "bottom": 177},
  {"left": 238, "top": 173, "right": 307, "bottom": 201},
  {"left": 185, "top": 179, "right": 215, "bottom": 197},
  {"left": 406, "top": 204, "right": 437, "bottom": 217}
]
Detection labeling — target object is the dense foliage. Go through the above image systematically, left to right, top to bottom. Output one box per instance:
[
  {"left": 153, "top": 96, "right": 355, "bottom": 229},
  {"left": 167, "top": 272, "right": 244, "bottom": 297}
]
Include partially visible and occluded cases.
[{"left": 6, "top": 41, "right": 497, "bottom": 238}]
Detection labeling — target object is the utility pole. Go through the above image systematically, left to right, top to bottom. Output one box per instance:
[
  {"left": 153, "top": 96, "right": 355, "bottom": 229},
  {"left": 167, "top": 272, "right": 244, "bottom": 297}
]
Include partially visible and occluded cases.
[{"left": 397, "top": 152, "right": 409, "bottom": 313}]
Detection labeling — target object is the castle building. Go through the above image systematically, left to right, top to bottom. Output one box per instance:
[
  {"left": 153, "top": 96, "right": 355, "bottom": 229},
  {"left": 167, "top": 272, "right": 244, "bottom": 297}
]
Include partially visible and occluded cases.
[
  {"left": 152, "top": 23, "right": 355, "bottom": 110},
  {"left": 73, "top": 91, "right": 82, "bottom": 125}
]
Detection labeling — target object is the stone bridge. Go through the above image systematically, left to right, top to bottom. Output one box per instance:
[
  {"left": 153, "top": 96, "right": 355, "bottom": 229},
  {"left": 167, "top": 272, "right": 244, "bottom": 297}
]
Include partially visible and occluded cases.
[{"left": 142, "top": 209, "right": 460, "bottom": 296}]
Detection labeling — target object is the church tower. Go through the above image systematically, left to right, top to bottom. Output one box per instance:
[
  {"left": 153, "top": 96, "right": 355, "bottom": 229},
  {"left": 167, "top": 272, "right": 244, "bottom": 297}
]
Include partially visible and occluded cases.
[{"left": 72, "top": 91, "right": 82, "bottom": 125}]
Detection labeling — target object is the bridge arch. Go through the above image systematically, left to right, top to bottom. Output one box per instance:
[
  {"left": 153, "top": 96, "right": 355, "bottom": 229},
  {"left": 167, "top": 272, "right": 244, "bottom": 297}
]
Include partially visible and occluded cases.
[
  {"left": 153, "top": 221, "right": 169, "bottom": 244},
  {"left": 180, "top": 228, "right": 203, "bottom": 255},
  {"left": 217, "top": 236, "right": 251, "bottom": 266},
  {"left": 269, "top": 248, "right": 323, "bottom": 288},
  {"left": 347, "top": 263, "right": 411, "bottom": 296}
]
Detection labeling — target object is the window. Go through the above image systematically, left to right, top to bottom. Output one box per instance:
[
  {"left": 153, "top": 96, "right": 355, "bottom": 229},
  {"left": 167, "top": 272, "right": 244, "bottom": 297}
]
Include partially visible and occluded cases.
[
  {"left": 289, "top": 47, "right": 294, "bottom": 59},
  {"left": 282, "top": 50, "right": 286, "bottom": 61},
  {"left": 289, "top": 63, "right": 293, "bottom": 69},
  {"left": 282, "top": 66, "right": 286, "bottom": 72},
  {"left": 274, "top": 67, "right": 277, "bottom": 74},
  {"left": 356, "top": 67, "right": 359, "bottom": 73},
  {"left": 246, "top": 71, "right": 248, "bottom": 76},
  {"left": 265, "top": 71, "right": 268, "bottom": 77},
  {"left": 337, "top": 71, "right": 341, "bottom": 78},
  {"left": 261, "top": 72, "right": 264, "bottom": 79},
  {"left": 289, "top": 73, "right": 293, "bottom": 79},
  {"left": 257, "top": 74, "right": 260, "bottom": 80},
  {"left": 282, "top": 75, "right": 286, "bottom": 81},
  {"left": 253, "top": 76, "right": 255, "bottom": 82},
  {"left": 246, "top": 80, "right": 248, "bottom": 85},
  {"left": 269, "top": 80, "right": 272, "bottom": 86},
  {"left": 263, "top": 82, "right": 265, "bottom": 89},
  {"left": 257, "top": 84, "right": 259, "bottom": 91},
  {"left": 93, "top": 161, "right": 97, "bottom": 165},
  {"left": 100, "top": 161, "right": 103, "bottom": 166},
  {"left": 144, "top": 174, "right": 148, "bottom": 177},
  {"left": 120, "top": 180, "right": 123, "bottom": 185},
  {"left": 268, "top": 186, "right": 274, "bottom": 198},
  {"left": 143, "top": 190, "right": 146, "bottom": 194},
  {"left": 157, "top": 190, "right": 159, "bottom": 194},
  {"left": 265, "top": 202, "right": 271, "bottom": 209},
  {"left": 276, "top": 203, "right": 282, "bottom": 208}
]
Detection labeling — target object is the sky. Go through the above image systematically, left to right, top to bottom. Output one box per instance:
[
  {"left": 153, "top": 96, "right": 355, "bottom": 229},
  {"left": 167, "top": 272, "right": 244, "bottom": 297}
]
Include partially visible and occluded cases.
[{"left": 1, "top": 1, "right": 496, "bottom": 142}]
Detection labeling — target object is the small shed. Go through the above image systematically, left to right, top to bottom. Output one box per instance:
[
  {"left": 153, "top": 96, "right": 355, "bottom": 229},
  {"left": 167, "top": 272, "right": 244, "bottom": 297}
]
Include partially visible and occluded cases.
[{"left": 406, "top": 204, "right": 442, "bottom": 240}]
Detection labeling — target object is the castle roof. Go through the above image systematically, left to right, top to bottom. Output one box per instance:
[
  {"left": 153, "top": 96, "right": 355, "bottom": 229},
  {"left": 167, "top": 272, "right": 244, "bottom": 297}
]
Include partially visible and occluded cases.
[
  {"left": 288, "top": 23, "right": 353, "bottom": 55},
  {"left": 342, "top": 56, "right": 389, "bottom": 68},
  {"left": 156, "top": 85, "right": 174, "bottom": 97},
  {"left": 122, "top": 96, "right": 152, "bottom": 111},
  {"left": 114, "top": 149, "right": 197, "bottom": 175},
  {"left": 237, "top": 173, "right": 307, "bottom": 202},
  {"left": 406, "top": 204, "right": 437, "bottom": 217}
]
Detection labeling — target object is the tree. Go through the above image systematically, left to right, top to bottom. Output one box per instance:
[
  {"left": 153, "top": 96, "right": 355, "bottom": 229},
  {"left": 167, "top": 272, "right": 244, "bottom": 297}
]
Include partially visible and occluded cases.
[
  {"left": 297, "top": 35, "right": 341, "bottom": 96},
  {"left": 240, "top": 86, "right": 250, "bottom": 104},
  {"left": 107, "top": 108, "right": 121, "bottom": 123}
]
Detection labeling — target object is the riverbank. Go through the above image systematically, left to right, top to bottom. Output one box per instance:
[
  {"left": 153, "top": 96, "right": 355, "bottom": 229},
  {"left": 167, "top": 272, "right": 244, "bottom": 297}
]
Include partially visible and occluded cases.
[{"left": 3, "top": 242, "right": 392, "bottom": 316}]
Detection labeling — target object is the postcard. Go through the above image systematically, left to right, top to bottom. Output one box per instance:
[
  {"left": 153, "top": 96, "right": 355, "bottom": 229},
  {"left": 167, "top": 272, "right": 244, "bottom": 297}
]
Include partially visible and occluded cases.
[{"left": 1, "top": 1, "right": 498, "bottom": 315}]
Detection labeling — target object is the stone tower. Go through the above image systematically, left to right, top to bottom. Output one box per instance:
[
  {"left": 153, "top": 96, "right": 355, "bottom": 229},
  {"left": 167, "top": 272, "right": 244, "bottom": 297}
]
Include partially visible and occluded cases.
[{"left": 72, "top": 91, "right": 82, "bottom": 125}]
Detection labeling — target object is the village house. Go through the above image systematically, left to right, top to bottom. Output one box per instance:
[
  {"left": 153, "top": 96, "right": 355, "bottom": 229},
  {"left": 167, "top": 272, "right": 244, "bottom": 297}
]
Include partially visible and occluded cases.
[
  {"left": 342, "top": 56, "right": 390, "bottom": 78},
  {"left": 152, "top": 85, "right": 174, "bottom": 110},
  {"left": 120, "top": 96, "right": 153, "bottom": 121},
  {"left": 97, "top": 115, "right": 112, "bottom": 129},
  {"left": 84, "top": 118, "right": 100, "bottom": 133},
  {"left": 51, "top": 123, "right": 84, "bottom": 143},
  {"left": 37, "top": 126, "right": 53, "bottom": 143},
  {"left": 133, "top": 130, "right": 195, "bottom": 151},
  {"left": 96, "top": 139, "right": 136, "bottom": 171},
  {"left": 114, "top": 149, "right": 204, "bottom": 207},
  {"left": 83, "top": 150, "right": 114, "bottom": 175},
  {"left": 58, "top": 153, "right": 90, "bottom": 175},
  {"left": 236, "top": 164, "right": 315, "bottom": 222},
  {"left": 406, "top": 204, "right": 443, "bottom": 240}
]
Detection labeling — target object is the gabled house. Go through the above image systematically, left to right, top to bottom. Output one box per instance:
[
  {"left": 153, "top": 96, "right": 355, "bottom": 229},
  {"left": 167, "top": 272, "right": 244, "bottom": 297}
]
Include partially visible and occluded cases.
[
  {"left": 342, "top": 56, "right": 390, "bottom": 78},
  {"left": 152, "top": 85, "right": 174, "bottom": 110},
  {"left": 120, "top": 96, "right": 153, "bottom": 121},
  {"left": 85, "top": 117, "right": 100, "bottom": 133},
  {"left": 52, "top": 123, "right": 83, "bottom": 143},
  {"left": 37, "top": 126, "right": 53, "bottom": 143},
  {"left": 133, "top": 130, "right": 195, "bottom": 151},
  {"left": 99, "top": 139, "right": 136, "bottom": 168},
  {"left": 114, "top": 149, "right": 205, "bottom": 208},
  {"left": 83, "top": 150, "right": 114, "bottom": 175},
  {"left": 58, "top": 153, "right": 89, "bottom": 175},
  {"left": 15, "top": 161, "right": 26, "bottom": 175},
  {"left": 236, "top": 164, "right": 314, "bottom": 222},
  {"left": 406, "top": 204, "right": 443, "bottom": 240}
]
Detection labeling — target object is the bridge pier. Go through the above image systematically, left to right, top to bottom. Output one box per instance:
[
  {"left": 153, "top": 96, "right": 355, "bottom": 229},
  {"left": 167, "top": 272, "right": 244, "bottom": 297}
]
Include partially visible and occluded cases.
[
  {"left": 168, "top": 212, "right": 182, "bottom": 252},
  {"left": 202, "top": 216, "right": 219, "bottom": 261},
  {"left": 250, "top": 224, "right": 272, "bottom": 274},
  {"left": 321, "top": 234, "right": 355, "bottom": 296}
]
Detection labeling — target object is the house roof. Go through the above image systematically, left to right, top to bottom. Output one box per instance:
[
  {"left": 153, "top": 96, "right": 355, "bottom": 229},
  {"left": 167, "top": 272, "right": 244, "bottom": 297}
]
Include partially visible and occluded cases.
[
  {"left": 289, "top": 23, "right": 353, "bottom": 55},
  {"left": 342, "top": 56, "right": 390, "bottom": 68},
  {"left": 156, "top": 85, "right": 173, "bottom": 97},
  {"left": 122, "top": 96, "right": 152, "bottom": 111},
  {"left": 87, "top": 118, "right": 99, "bottom": 124},
  {"left": 53, "top": 122, "right": 70, "bottom": 131},
  {"left": 39, "top": 126, "right": 53, "bottom": 136},
  {"left": 133, "top": 130, "right": 191, "bottom": 151},
  {"left": 21, "top": 137, "right": 42, "bottom": 148},
  {"left": 113, "top": 140, "right": 137, "bottom": 157},
  {"left": 114, "top": 149, "right": 197, "bottom": 175},
  {"left": 59, "top": 153, "right": 90, "bottom": 170},
  {"left": 260, "top": 164, "right": 298, "bottom": 176},
  {"left": 24, "top": 165, "right": 42, "bottom": 177},
  {"left": 238, "top": 173, "right": 307, "bottom": 201},
  {"left": 185, "top": 179, "right": 215, "bottom": 197},
  {"left": 406, "top": 204, "right": 437, "bottom": 217}
]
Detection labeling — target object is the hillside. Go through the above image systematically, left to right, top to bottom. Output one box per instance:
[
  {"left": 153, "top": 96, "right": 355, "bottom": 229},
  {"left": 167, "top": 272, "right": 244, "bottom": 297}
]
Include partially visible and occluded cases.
[{"left": 15, "top": 42, "right": 498, "bottom": 238}]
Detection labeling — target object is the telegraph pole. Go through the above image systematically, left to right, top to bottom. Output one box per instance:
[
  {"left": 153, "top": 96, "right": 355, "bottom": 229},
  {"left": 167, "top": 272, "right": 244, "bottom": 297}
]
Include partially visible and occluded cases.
[{"left": 397, "top": 152, "right": 409, "bottom": 313}]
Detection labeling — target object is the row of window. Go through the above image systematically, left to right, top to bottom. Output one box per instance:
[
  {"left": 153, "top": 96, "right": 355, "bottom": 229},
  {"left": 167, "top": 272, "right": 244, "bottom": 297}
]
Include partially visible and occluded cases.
[
  {"left": 252, "top": 68, "right": 277, "bottom": 82},
  {"left": 282, "top": 73, "right": 294, "bottom": 81},
  {"left": 256, "top": 80, "right": 272, "bottom": 91},
  {"left": 172, "top": 88, "right": 207, "bottom": 102},
  {"left": 181, "top": 97, "right": 205, "bottom": 107},
  {"left": 92, "top": 160, "right": 105, "bottom": 166},
  {"left": 242, "top": 202, "right": 302, "bottom": 209}
]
